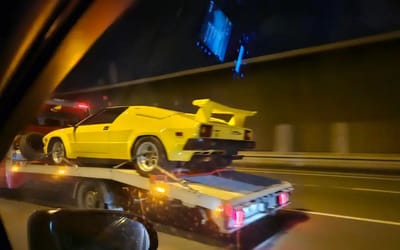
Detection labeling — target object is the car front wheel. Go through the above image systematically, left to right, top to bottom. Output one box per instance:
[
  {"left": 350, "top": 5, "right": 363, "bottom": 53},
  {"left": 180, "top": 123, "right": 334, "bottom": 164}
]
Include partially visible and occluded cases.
[{"left": 48, "top": 139, "right": 66, "bottom": 165}]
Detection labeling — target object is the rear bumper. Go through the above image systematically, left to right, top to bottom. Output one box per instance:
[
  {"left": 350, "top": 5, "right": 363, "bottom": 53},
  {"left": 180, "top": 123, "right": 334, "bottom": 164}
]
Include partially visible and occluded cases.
[{"left": 183, "top": 138, "right": 255, "bottom": 150}]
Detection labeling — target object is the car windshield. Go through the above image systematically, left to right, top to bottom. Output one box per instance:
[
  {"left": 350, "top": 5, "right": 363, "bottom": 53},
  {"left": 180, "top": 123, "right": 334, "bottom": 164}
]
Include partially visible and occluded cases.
[{"left": 1, "top": 1, "right": 400, "bottom": 250}]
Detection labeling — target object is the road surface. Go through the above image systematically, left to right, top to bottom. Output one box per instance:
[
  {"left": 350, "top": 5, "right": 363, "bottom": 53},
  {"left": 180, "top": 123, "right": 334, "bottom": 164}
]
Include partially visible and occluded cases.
[
  {"left": 1, "top": 165, "right": 399, "bottom": 249},
  {"left": 236, "top": 166, "right": 400, "bottom": 249}
]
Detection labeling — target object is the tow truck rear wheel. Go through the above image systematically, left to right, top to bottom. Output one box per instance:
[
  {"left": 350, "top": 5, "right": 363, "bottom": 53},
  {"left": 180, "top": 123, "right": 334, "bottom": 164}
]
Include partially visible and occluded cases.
[
  {"left": 132, "top": 136, "right": 167, "bottom": 177},
  {"left": 48, "top": 139, "right": 66, "bottom": 165},
  {"left": 76, "top": 181, "right": 105, "bottom": 209}
]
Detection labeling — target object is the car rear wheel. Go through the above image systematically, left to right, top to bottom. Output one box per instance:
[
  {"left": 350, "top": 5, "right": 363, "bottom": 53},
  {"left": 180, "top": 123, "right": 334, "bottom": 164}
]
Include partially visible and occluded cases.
[
  {"left": 132, "top": 137, "right": 167, "bottom": 177},
  {"left": 48, "top": 139, "right": 66, "bottom": 165},
  {"left": 185, "top": 154, "right": 233, "bottom": 173},
  {"left": 213, "top": 156, "right": 232, "bottom": 169}
]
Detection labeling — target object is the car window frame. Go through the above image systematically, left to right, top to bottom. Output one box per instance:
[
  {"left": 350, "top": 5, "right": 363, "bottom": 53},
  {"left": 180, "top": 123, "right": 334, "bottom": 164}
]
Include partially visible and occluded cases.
[{"left": 78, "top": 106, "right": 128, "bottom": 125}]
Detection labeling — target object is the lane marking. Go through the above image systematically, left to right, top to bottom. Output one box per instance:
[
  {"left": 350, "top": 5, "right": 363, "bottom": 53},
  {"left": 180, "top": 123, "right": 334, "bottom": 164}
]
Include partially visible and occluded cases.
[
  {"left": 236, "top": 167, "right": 400, "bottom": 181},
  {"left": 236, "top": 167, "right": 400, "bottom": 178},
  {"left": 241, "top": 168, "right": 400, "bottom": 180},
  {"left": 291, "top": 183, "right": 400, "bottom": 194},
  {"left": 301, "top": 184, "right": 320, "bottom": 188},
  {"left": 350, "top": 187, "right": 400, "bottom": 194},
  {"left": 286, "top": 209, "right": 400, "bottom": 226}
]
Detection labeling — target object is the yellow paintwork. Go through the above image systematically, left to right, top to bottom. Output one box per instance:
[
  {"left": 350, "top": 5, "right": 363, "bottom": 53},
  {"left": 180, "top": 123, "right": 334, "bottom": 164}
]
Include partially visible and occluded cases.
[
  {"left": 43, "top": 99, "right": 256, "bottom": 162},
  {"left": 193, "top": 99, "right": 257, "bottom": 127}
]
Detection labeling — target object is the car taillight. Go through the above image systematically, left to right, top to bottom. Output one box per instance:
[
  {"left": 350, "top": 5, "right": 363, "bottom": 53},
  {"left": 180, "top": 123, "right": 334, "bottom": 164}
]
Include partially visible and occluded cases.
[
  {"left": 199, "top": 124, "right": 212, "bottom": 137},
  {"left": 244, "top": 130, "right": 252, "bottom": 140},
  {"left": 277, "top": 192, "right": 289, "bottom": 206},
  {"left": 223, "top": 203, "right": 245, "bottom": 228}
]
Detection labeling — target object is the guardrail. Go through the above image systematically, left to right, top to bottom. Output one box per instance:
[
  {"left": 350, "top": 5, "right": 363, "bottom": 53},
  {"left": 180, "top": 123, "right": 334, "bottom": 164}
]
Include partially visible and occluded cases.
[{"left": 237, "top": 151, "right": 400, "bottom": 171}]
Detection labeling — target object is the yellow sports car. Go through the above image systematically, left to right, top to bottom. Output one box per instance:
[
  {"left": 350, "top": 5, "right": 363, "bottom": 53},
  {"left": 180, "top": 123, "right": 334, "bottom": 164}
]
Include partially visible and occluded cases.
[{"left": 43, "top": 99, "right": 256, "bottom": 176}]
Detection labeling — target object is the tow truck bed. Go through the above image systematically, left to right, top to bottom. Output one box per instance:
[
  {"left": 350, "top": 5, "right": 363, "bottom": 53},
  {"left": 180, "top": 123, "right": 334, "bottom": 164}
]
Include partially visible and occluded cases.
[{"left": 4, "top": 155, "right": 293, "bottom": 233}]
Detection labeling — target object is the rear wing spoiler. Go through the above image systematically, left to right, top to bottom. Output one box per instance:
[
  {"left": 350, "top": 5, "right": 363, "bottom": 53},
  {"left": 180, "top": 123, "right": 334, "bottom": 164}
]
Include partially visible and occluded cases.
[{"left": 193, "top": 99, "right": 257, "bottom": 127}]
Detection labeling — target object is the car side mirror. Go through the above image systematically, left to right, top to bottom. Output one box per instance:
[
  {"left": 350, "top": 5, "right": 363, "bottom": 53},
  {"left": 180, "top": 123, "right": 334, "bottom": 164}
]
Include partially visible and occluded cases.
[{"left": 28, "top": 209, "right": 158, "bottom": 250}]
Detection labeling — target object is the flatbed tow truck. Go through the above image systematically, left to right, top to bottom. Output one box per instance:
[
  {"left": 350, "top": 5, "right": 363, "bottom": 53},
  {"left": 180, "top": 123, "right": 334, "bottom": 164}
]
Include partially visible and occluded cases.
[{"left": 1, "top": 147, "right": 293, "bottom": 235}]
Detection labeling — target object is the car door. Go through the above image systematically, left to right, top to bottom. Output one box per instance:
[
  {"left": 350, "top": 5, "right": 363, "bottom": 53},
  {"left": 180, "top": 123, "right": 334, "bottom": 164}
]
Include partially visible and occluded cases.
[
  {"left": 73, "top": 107, "right": 127, "bottom": 158},
  {"left": 106, "top": 108, "right": 134, "bottom": 159}
]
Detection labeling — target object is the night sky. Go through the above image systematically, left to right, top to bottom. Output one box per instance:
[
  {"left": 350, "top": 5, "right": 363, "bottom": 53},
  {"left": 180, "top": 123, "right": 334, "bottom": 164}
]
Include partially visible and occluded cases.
[{"left": 56, "top": 0, "right": 400, "bottom": 93}]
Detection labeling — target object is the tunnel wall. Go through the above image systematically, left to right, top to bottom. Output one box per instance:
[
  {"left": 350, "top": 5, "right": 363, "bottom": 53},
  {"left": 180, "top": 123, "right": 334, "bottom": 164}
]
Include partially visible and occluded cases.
[{"left": 70, "top": 39, "right": 400, "bottom": 153}]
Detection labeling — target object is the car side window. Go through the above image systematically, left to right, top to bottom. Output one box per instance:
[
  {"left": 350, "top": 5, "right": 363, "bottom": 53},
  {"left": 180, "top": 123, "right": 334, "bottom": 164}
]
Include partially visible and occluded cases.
[{"left": 80, "top": 107, "right": 128, "bottom": 125}]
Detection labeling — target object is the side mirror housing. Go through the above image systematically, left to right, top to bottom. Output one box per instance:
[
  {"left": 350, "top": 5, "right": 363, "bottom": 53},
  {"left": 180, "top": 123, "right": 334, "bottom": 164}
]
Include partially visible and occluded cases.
[{"left": 28, "top": 209, "right": 158, "bottom": 250}]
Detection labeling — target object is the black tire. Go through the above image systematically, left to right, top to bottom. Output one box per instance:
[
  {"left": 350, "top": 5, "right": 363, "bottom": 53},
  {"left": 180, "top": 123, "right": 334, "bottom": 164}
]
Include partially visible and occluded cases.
[
  {"left": 19, "top": 132, "right": 44, "bottom": 160},
  {"left": 132, "top": 136, "right": 168, "bottom": 177},
  {"left": 48, "top": 139, "right": 66, "bottom": 165},
  {"left": 184, "top": 155, "right": 233, "bottom": 173},
  {"left": 213, "top": 156, "right": 233, "bottom": 169},
  {"left": 76, "top": 181, "right": 106, "bottom": 209}
]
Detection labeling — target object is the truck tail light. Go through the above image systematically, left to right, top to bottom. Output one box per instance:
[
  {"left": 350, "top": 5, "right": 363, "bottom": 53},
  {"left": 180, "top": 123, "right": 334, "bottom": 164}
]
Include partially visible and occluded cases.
[
  {"left": 76, "top": 102, "right": 89, "bottom": 109},
  {"left": 199, "top": 124, "right": 212, "bottom": 137},
  {"left": 244, "top": 130, "right": 252, "bottom": 140},
  {"left": 277, "top": 192, "right": 289, "bottom": 206},
  {"left": 222, "top": 203, "right": 245, "bottom": 228},
  {"left": 233, "top": 208, "right": 244, "bottom": 227}
]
